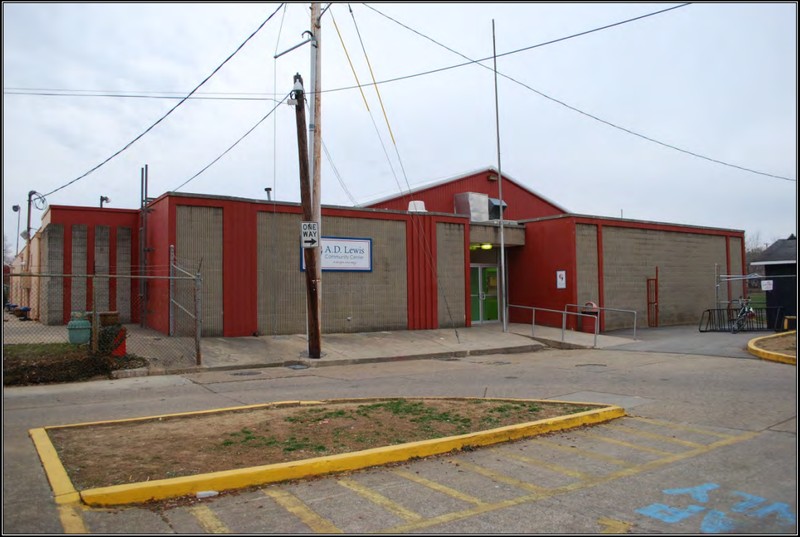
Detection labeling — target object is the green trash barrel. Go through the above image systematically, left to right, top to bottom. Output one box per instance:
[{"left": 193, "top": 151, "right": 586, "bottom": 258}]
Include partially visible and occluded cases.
[{"left": 67, "top": 319, "right": 91, "bottom": 345}]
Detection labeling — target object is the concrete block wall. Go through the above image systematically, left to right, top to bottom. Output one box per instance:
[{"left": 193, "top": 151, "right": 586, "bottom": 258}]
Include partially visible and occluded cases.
[
  {"left": 176, "top": 206, "right": 224, "bottom": 336},
  {"left": 257, "top": 212, "right": 408, "bottom": 335},
  {"left": 437, "top": 222, "right": 467, "bottom": 328},
  {"left": 39, "top": 224, "right": 64, "bottom": 325},
  {"left": 575, "top": 224, "right": 599, "bottom": 308},
  {"left": 71, "top": 225, "right": 88, "bottom": 312},
  {"left": 94, "top": 226, "right": 110, "bottom": 312},
  {"left": 601, "top": 226, "right": 728, "bottom": 328},
  {"left": 116, "top": 227, "right": 132, "bottom": 323}
]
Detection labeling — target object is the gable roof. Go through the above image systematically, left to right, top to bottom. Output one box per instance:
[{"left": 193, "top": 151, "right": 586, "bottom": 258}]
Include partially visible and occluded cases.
[
  {"left": 361, "top": 166, "right": 570, "bottom": 213},
  {"left": 751, "top": 238, "right": 797, "bottom": 266}
]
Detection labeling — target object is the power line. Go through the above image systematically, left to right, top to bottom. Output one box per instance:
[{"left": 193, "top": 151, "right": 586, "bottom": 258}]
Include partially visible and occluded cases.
[
  {"left": 42, "top": 3, "right": 285, "bottom": 199},
  {"left": 362, "top": 3, "right": 795, "bottom": 183},
  {"left": 4, "top": 89, "right": 283, "bottom": 101},
  {"left": 172, "top": 94, "right": 289, "bottom": 192}
]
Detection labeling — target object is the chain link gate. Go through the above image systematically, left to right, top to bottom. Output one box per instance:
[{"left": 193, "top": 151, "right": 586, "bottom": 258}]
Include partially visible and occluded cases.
[{"left": 3, "top": 269, "right": 202, "bottom": 373}]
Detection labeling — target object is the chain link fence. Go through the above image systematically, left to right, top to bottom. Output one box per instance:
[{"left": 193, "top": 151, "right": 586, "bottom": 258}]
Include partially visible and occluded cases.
[{"left": 3, "top": 272, "right": 201, "bottom": 372}]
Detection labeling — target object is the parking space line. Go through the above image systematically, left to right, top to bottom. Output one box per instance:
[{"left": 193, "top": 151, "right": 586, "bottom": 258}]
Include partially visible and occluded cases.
[
  {"left": 628, "top": 416, "right": 738, "bottom": 439},
  {"left": 605, "top": 424, "right": 706, "bottom": 448},
  {"left": 578, "top": 431, "right": 675, "bottom": 455},
  {"left": 530, "top": 438, "right": 634, "bottom": 468},
  {"left": 501, "top": 451, "right": 590, "bottom": 479},
  {"left": 446, "top": 459, "right": 549, "bottom": 494},
  {"left": 391, "top": 468, "right": 486, "bottom": 505},
  {"left": 337, "top": 477, "right": 423, "bottom": 522},
  {"left": 263, "top": 488, "right": 343, "bottom": 534},
  {"left": 187, "top": 505, "right": 230, "bottom": 533}
]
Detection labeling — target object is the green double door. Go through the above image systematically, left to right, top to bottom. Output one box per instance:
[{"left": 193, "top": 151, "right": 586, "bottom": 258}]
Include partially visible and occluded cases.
[{"left": 470, "top": 266, "right": 499, "bottom": 323}]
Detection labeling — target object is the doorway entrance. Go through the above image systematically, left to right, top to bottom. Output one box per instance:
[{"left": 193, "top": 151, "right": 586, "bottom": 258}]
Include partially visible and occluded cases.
[{"left": 471, "top": 265, "right": 499, "bottom": 323}]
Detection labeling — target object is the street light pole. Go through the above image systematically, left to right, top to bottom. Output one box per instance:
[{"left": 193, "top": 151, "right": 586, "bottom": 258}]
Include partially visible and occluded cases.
[{"left": 12, "top": 205, "right": 20, "bottom": 256}]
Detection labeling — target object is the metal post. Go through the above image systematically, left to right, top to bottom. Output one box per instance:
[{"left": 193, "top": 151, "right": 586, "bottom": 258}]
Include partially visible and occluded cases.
[
  {"left": 492, "top": 20, "right": 507, "bottom": 333},
  {"left": 12, "top": 204, "right": 20, "bottom": 256},
  {"left": 169, "top": 245, "right": 175, "bottom": 337},
  {"left": 194, "top": 272, "right": 202, "bottom": 366},
  {"left": 91, "top": 275, "right": 99, "bottom": 353}
]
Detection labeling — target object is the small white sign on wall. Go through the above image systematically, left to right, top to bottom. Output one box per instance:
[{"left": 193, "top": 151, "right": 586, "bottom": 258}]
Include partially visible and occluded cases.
[
  {"left": 556, "top": 270, "right": 567, "bottom": 289},
  {"left": 761, "top": 280, "right": 773, "bottom": 291}
]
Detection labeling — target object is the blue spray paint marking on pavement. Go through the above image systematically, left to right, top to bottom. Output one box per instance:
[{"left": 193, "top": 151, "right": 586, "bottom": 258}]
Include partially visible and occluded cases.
[{"left": 636, "top": 483, "right": 797, "bottom": 533}]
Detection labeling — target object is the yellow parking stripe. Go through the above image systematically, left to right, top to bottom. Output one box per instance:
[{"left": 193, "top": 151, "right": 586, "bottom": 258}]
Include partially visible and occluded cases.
[
  {"left": 629, "top": 416, "right": 736, "bottom": 439},
  {"left": 606, "top": 424, "right": 705, "bottom": 448},
  {"left": 579, "top": 432, "right": 673, "bottom": 455},
  {"left": 530, "top": 438, "right": 634, "bottom": 468},
  {"left": 501, "top": 451, "right": 590, "bottom": 479},
  {"left": 446, "top": 459, "right": 548, "bottom": 494},
  {"left": 392, "top": 468, "right": 485, "bottom": 505},
  {"left": 337, "top": 478, "right": 422, "bottom": 521},
  {"left": 264, "top": 488, "right": 343, "bottom": 534},
  {"left": 188, "top": 505, "right": 230, "bottom": 533}
]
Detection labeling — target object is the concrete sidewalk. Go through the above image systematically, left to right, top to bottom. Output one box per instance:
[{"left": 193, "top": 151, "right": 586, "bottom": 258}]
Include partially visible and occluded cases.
[{"left": 143, "top": 322, "right": 634, "bottom": 375}]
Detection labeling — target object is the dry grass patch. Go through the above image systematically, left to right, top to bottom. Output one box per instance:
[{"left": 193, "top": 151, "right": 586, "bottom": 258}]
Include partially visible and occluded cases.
[{"left": 46, "top": 397, "right": 600, "bottom": 491}]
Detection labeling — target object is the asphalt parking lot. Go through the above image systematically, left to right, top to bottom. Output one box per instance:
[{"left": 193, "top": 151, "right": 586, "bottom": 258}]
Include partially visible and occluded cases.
[{"left": 2, "top": 325, "right": 796, "bottom": 534}]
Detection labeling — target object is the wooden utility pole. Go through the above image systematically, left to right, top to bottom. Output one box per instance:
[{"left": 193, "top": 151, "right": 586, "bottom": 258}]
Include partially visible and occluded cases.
[{"left": 292, "top": 74, "right": 322, "bottom": 358}]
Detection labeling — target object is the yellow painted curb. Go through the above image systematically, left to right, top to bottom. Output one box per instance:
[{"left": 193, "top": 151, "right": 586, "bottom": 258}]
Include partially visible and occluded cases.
[
  {"left": 747, "top": 331, "right": 796, "bottom": 365},
  {"left": 32, "top": 397, "right": 625, "bottom": 507}
]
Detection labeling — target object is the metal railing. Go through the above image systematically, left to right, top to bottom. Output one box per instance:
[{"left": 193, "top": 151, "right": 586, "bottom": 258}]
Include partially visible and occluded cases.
[
  {"left": 509, "top": 304, "right": 599, "bottom": 348},
  {"left": 564, "top": 304, "right": 638, "bottom": 340},
  {"left": 698, "top": 306, "right": 783, "bottom": 333}
]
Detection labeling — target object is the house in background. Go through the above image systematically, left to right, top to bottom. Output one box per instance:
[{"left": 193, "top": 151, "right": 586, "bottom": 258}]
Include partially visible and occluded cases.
[{"left": 751, "top": 236, "right": 797, "bottom": 330}]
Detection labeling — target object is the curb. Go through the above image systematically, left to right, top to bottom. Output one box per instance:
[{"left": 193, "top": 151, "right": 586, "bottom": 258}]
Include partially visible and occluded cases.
[
  {"left": 747, "top": 331, "right": 796, "bottom": 365},
  {"left": 146, "top": 344, "right": 549, "bottom": 376},
  {"left": 30, "top": 397, "right": 625, "bottom": 507}
]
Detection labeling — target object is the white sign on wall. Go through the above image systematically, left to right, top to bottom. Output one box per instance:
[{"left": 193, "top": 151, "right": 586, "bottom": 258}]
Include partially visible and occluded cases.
[
  {"left": 301, "top": 237, "right": 372, "bottom": 272},
  {"left": 556, "top": 270, "right": 567, "bottom": 289},
  {"left": 761, "top": 280, "right": 773, "bottom": 291}
]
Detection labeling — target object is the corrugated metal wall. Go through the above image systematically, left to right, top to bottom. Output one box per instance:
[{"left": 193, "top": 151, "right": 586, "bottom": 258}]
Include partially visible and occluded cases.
[{"left": 176, "top": 205, "right": 224, "bottom": 336}]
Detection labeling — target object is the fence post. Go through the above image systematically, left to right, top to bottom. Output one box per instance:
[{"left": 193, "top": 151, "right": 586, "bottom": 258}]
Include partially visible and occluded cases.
[
  {"left": 169, "top": 245, "right": 175, "bottom": 337},
  {"left": 194, "top": 272, "right": 202, "bottom": 366},
  {"left": 91, "top": 275, "right": 99, "bottom": 353}
]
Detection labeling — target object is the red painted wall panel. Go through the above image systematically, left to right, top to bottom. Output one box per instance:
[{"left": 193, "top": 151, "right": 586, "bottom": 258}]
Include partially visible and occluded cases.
[
  {"left": 46, "top": 206, "right": 140, "bottom": 323},
  {"left": 508, "top": 217, "right": 577, "bottom": 327}
]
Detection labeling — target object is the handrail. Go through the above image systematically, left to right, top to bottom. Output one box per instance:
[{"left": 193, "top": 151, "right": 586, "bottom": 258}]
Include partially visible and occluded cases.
[
  {"left": 508, "top": 304, "right": 598, "bottom": 348},
  {"left": 564, "top": 304, "right": 637, "bottom": 340}
]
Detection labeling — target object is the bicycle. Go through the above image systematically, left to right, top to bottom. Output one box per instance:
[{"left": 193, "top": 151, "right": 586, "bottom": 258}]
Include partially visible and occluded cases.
[{"left": 731, "top": 298, "right": 755, "bottom": 334}]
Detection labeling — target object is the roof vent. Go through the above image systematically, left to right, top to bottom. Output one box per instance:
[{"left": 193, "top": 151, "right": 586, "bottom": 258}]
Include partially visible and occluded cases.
[{"left": 408, "top": 200, "right": 427, "bottom": 212}]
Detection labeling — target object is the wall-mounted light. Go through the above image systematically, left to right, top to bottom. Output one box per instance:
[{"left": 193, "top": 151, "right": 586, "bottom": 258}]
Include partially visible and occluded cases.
[
  {"left": 100, "top": 196, "right": 110, "bottom": 208},
  {"left": 481, "top": 243, "right": 493, "bottom": 250}
]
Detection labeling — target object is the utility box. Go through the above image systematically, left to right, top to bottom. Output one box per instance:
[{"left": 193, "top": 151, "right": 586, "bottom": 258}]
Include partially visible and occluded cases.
[{"left": 454, "top": 192, "right": 489, "bottom": 222}]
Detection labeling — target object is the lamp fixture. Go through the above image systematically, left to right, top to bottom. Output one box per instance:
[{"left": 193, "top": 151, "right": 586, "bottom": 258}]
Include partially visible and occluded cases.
[{"left": 481, "top": 243, "right": 493, "bottom": 250}]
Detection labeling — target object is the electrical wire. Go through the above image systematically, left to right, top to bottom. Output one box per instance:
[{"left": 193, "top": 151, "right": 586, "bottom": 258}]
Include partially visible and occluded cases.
[
  {"left": 42, "top": 3, "right": 285, "bottom": 199},
  {"left": 362, "top": 3, "right": 795, "bottom": 183},
  {"left": 346, "top": 4, "right": 461, "bottom": 336},
  {"left": 4, "top": 89, "right": 283, "bottom": 101},
  {"left": 172, "top": 93, "right": 289, "bottom": 192}
]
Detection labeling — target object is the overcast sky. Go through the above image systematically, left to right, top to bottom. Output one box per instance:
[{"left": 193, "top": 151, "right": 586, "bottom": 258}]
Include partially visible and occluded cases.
[{"left": 3, "top": 2, "right": 797, "bottom": 260}]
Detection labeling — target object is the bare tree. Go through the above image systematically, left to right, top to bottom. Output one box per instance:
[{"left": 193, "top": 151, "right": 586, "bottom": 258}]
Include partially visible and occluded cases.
[{"left": 3, "top": 234, "right": 12, "bottom": 265}]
